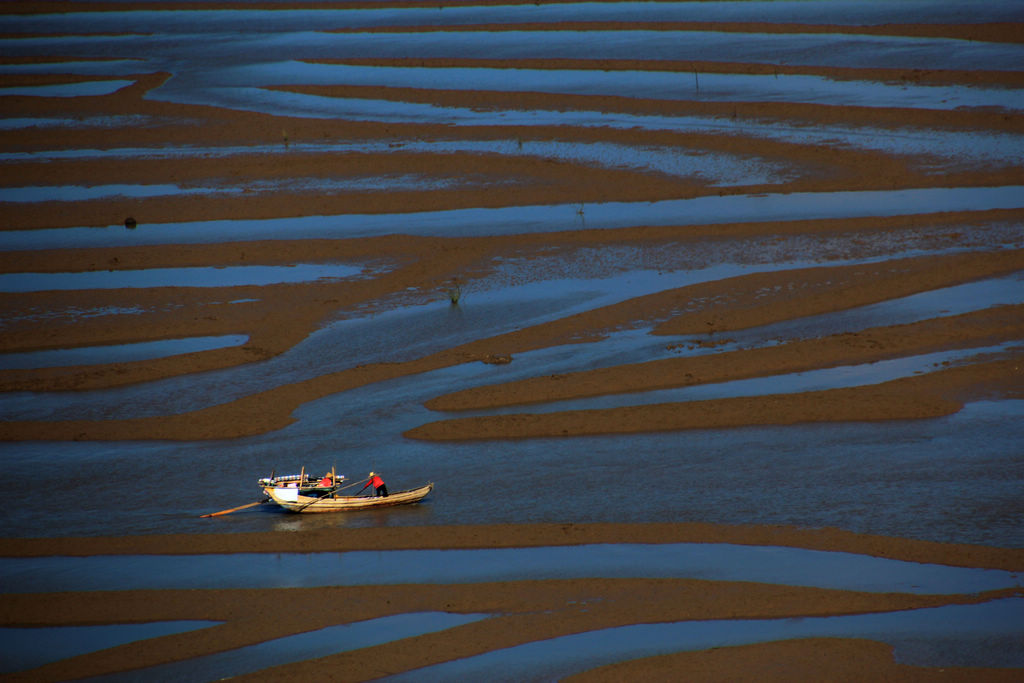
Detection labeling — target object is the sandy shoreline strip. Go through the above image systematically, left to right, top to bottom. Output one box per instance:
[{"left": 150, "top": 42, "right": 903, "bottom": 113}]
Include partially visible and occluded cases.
[{"left": 4, "top": 521, "right": 1022, "bottom": 568}]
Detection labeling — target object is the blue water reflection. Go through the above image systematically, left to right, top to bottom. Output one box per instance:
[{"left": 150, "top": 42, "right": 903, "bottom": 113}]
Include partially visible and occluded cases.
[
  {"left": 5, "top": 3, "right": 1024, "bottom": 36},
  {"left": 7, "top": 27, "right": 1024, "bottom": 74},
  {"left": 240, "top": 62, "right": 1024, "bottom": 112},
  {"left": 0, "top": 80, "right": 133, "bottom": 97},
  {"left": 4, "top": 129, "right": 1020, "bottom": 172},
  {"left": 0, "top": 176, "right": 462, "bottom": 203},
  {"left": 3, "top": 186, "right": 1022, "bottom": 250},
  {"left": 0, "top": 263, "right": 364, "bottom": 292},
  {"left": 0, "top": 335, "right": 249, "bottom": 370},
  {"left": 470, "top": 343, "right": 1021, "bottom": 416},
  {"left": 2, "top": 544, "right": 1020, "bottom": 595},
  {"left": 389, "top": 599, "right": 1024, "bottom": 679},
  {"left": 33, "top": 610, "right": 487, "bottom": 679},
  {"left": 0, "top": 621, "right": 217, "bottom": 675}
]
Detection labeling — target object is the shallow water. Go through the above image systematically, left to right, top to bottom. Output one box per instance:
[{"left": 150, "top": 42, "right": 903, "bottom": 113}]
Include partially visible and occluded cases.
[
  {"left": 7, "top": 1, "right": 1024, "bottom": 33},
  {"left": 7, "top": 2, "right": 1024, "bottom": 34},
  {"left": 9, "top": 27, "right": 1024, "bottom": 76},
  {"left": 223, "top": 61, "right": 1024, "bottom": 113},
  {"left": 0, "top": 80, "right": 134, "bottom": 98},
  {"left": 165, "top": 85, "right": 1015, "bottom": 131},
  {"left": 0, "top": 115, "right": 158, "bottom": 130},
  {"left": 6, "top": 129, "right": 1021, "bottom": 175},
  {"left": 0, "top": 175, "right": 474, "bottom": 204},
  {"left": 1, "top": 183, "right": 221, "bottom": 202},
  {"left": 3, "top": 186, "right": 1022, "bottom": 250},
  {"left": 0, "top": 223, "right": 1021, "bottom": 543},
  {"left": 3, "top": 237, "right": 1009, "bottom": 423},
  {"left": 0, "top": 263, "right": 365, "bottom": 293},
  {"left": 742, "top": 273, "right": 1024, "bottom": 343},
  {"left": 0, "top": 335, "right": 249, "bottom": 370},
  {"left": 471, "top": 343, "right": 1020, "bottom": 416},
  {"left": 0, "top": 398, "right": 1020, "bottom": 544},
  {"left": 3, "top": 543, "right": 1019, "bottom": 595},
  {"left": 7, "top": 568, "right": 1024, "bottom": 681},
  {"left": 388, "top": 599, "right": 1024, "bottom": 680},
  {"left": 12, "top": 600, "right": 1021, "bottom": 678},
  {"left": 80, "top": 612, "right": 489, "bottom": 683},
  {"left": 0, "top": 621, "right": 217, "bottom": 675}
]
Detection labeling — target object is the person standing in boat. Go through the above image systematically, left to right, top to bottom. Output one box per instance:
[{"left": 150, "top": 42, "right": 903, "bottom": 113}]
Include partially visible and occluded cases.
[{"left": 359, "top": 471, "right": 388, "bottom": 497}]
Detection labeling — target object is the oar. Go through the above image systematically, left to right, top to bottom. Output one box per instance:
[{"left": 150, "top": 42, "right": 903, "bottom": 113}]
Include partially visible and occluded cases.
[{"left": 200, "top": 500, "right": 264, "bottom": 518}]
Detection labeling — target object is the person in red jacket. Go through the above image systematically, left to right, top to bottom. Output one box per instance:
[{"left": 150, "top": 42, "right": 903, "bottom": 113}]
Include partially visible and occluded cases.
[
  {"left": 359, "top": 471, "right": 388, "bottom": 497},
  {"left": 319, "top": 472, "right": 334, "bottom": 487}
]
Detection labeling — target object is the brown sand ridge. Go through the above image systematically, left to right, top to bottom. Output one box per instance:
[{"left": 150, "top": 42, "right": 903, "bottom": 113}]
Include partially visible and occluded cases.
[
  {"left": 1, "top": 3, "right": 1023, "bottom": 680},
  {"left": 322, "top": 19, "right": 1024, "bottom": 45},
  {"left": 279, "top": 79, "right": 1024, "bottom": 141},
  {"left": 2, "top": 210, "right": 1020, "bottom": 396},
  {"left": 2, "top": 248, "right": 1022, "bottom": 440},
  {"left": 425, "top": 304, "right": 1024, "bottom": 412},
  {"left": 406, "top": 356, "right": 1021, "bottom": 441},
  {"left": 3, "top": 522, "right": 1023, "bottom": 682},
  {"left": 6, "top": 522, "right": 1024, "bottom": 570},
  {"left": 7, "top": 581, "right": 1016, "bottom": 683},
  {"left": 568, "top": 638, "right": 1024, "bottom": 683}
]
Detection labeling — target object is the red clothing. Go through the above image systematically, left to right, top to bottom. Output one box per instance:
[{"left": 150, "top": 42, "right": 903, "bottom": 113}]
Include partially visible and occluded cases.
[
  {"left": 368, "top": 475, "right": 384, "bottom": 488},
  {"left": 319, "top": 476, "right": 333, "bottom": 487}
]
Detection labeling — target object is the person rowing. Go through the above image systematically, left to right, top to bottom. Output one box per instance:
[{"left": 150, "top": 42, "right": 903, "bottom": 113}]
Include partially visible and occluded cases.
[{"left": 359, "top": 471, "right": 388, "bottom": 497}]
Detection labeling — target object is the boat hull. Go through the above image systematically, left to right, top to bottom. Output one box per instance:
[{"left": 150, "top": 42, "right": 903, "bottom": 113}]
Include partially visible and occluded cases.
[{"left": 264, "top": 483, "right": 433, "bottom": 513}]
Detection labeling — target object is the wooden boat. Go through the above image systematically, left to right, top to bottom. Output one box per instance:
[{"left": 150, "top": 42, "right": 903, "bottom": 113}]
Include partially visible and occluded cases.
[
  {"left": 258, "top": 471, "right": 333, "bottom": 496},
  {"left": 259, "top": 471, "right": 433, "bottom": 513}
]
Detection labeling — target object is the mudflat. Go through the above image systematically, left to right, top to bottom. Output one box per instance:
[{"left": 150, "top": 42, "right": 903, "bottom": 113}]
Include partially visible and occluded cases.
[{"left": 1, "top": 1, "right": 1022, "bottom": 680}]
